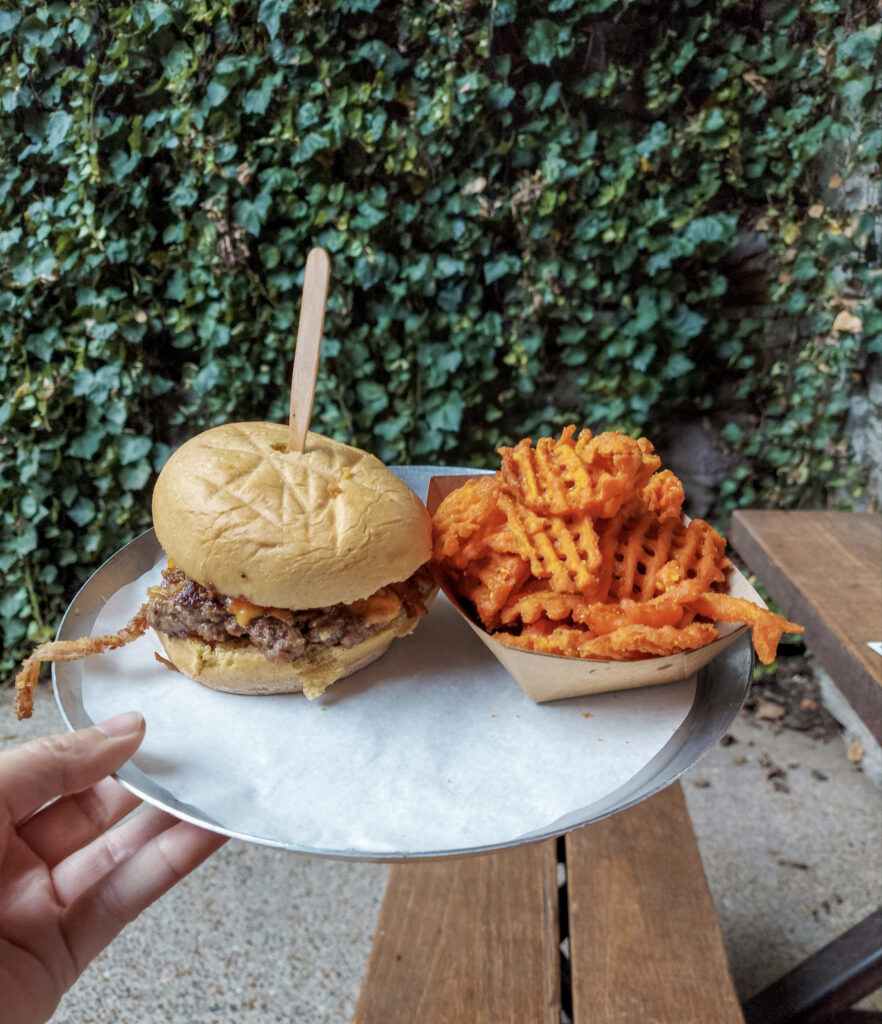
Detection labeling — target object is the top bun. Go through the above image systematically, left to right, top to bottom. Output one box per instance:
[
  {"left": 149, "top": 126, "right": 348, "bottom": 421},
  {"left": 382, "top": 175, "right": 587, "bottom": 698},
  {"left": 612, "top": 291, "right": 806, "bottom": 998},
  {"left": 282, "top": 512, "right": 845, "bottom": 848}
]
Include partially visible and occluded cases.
[{"left": 152, "top": 422, "right": 432, "bottom": 610}]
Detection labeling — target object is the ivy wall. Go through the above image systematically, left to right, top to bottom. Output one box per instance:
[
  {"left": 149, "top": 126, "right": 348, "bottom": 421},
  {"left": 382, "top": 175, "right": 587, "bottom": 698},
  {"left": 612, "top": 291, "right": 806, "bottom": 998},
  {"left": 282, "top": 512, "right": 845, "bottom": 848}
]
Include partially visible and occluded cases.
[{"left": 1, "top": 0, "right": 879, "bottom": 672}]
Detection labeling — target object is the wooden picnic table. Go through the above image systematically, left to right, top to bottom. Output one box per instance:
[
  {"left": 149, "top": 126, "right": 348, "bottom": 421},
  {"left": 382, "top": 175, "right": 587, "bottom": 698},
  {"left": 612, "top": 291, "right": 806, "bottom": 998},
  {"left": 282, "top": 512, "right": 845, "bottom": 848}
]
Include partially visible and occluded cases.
[
  {"left": 730, "top": 509, "right": 882, "bottom": 1024},
  {"left": 729, "top": 510, "right": 882, "bottom": 744},
  {"left": 354, "top": 782, "right": 745, "bottom": 1023}
]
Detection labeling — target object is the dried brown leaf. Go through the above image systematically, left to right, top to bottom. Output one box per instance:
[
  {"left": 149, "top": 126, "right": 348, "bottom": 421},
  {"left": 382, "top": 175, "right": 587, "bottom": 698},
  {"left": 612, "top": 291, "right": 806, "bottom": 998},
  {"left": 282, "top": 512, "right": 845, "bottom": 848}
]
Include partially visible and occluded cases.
[
  {"left": 755, "top": 698, "right": 786, "bottom": 721},
  {"left": 847, "top": 739, "right": 865, "bottom": 764}
]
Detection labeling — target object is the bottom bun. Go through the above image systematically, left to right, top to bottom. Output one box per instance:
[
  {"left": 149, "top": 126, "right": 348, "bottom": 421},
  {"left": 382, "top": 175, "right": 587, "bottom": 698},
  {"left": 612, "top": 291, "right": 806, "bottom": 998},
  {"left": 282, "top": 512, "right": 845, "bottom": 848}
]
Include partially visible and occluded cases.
[{"left": 154, "top": 614, "right": 422, "bottom": 700}]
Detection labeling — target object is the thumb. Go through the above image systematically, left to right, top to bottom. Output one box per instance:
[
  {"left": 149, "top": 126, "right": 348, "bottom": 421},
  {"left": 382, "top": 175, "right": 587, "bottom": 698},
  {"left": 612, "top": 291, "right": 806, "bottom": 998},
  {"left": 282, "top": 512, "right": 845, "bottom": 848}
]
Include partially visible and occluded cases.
[{"left": 0, "top": 712, "right": 145, "bottom": 828}]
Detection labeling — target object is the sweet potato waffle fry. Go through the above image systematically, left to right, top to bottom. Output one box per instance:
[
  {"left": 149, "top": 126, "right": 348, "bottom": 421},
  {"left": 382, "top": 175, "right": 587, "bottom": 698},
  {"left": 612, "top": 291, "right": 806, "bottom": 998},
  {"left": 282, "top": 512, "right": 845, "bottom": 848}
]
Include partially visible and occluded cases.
[
  {"left": 432, "top": 426, "right": 802, "bottom": 665},
  {"left": 499, "top": 426, "right": 660, "bottom": 518},
  {"left": 432, "top": 475, "right": 505, "bottom": 571},
  {"left": 492, "top": 493, "right": 603, "bottom": 595},
  {"left": 458, "top": 554, "right": 532, "bottom": 631},
  {"left": 503, "top": 621, "right": 720, "bottom": 660}
]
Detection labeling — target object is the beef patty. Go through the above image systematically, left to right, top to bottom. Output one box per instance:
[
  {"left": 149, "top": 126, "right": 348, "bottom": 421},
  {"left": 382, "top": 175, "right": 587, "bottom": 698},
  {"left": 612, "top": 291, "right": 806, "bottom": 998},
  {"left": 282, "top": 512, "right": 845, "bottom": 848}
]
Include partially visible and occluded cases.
[{"left": 146, "top": 565, "right": 436, "bottom": 663}]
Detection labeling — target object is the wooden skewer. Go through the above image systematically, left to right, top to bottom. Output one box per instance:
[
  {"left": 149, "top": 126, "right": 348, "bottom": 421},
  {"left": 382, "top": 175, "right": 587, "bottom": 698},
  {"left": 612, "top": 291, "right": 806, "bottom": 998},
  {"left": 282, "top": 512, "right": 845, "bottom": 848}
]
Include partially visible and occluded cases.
[{"left": 288, "top": 247, "right": 331, "bottom": 453}]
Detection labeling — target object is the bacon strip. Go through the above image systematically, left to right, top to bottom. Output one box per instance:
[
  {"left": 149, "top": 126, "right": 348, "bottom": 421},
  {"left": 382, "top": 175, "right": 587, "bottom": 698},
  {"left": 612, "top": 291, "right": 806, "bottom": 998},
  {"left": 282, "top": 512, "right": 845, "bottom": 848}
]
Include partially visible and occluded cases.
[{"left": 13, "top": 605, "right": 149, "bottom": 720}]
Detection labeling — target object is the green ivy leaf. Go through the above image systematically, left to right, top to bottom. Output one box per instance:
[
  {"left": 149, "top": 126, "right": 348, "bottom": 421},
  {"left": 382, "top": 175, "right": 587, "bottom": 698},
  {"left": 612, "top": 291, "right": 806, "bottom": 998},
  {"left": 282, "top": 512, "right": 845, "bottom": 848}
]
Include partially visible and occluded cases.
[
  {"left": 258, "top": 0, "right": 291, "bottom": 40},
  {"left": 0, "top": 10, "right": 22, "bottom": 31},
  {"left": 525, "top": 19, "right": 569, "bottom": 66},
  {"left": 837, "top": 26, "right": 882, "bottom": 70},
  {"left": 243, "top": 71, "right": 283, "bottom": 115},
  {"left": 841, "top": 76, "right": 873, "bottom": 105},
  {"left": 205, "top": 80, "right": 229, "bottom": 107},
  {"left": 45, "top": 110, "right": 73, "bottom": 149},
  {"left": 234, "top": 193, "right": 272, "bottom": 236},
  {"left": 484, "top": 253, "right": 521, "bottom": 284},
  {"left": 435, "top": 255, "right": 465, "bottom": 278},
  {"left": 668, "top": 306, "right": 707, "bottom": 340},
  {"left": 664, "top": 353, "right": 695, "bottom": 376},
  {"left": 72, "top": 367, "right": 121, "bottom": 403},
  {"left": 357, "top": 380, "right": 389, "bottom": 415},
  {"left": 427, "top": 393, "right": 466, "bottom": 433},
  {"left": 68, "top": 431, "right": 106, "bottom": 459},
  {"left": 119, "top": 435, "right": 152, "bottom": 465},
  {"left": 119, "top": 459, "right": 152, "bottom": 490},
  {"left": 67, "top": 497, "right": 96, "bottom": 527}
]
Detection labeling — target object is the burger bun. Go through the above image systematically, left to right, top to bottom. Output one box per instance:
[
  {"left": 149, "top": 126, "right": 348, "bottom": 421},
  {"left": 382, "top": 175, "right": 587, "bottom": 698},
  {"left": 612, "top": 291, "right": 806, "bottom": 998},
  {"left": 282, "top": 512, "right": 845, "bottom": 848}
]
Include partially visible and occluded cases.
[{"left": 152, "top": 422, "right": 432, "bottom": 610}]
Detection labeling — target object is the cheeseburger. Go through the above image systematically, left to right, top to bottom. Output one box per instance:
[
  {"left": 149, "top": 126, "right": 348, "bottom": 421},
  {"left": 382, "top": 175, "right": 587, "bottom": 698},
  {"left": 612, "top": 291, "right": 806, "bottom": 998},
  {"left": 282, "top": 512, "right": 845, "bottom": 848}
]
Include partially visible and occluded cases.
[
  {"left": 147, "top": 421, "right": 436, "bottom": 698},
  {"left": 13, "top": 422, "right": 436, "bottom": 717}
]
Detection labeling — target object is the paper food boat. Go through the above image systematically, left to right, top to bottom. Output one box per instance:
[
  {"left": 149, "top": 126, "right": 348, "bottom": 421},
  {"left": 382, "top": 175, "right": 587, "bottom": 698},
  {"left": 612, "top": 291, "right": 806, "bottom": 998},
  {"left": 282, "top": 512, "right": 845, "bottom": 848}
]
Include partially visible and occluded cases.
[{"left": 427, "top": 475, "right": 758, "bottom": 703}]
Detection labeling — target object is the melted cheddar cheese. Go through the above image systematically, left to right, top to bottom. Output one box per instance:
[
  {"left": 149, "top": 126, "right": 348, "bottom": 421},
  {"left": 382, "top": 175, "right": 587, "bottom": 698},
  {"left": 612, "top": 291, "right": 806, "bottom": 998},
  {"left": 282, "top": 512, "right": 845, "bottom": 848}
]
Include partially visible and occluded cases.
[
  {"left": 226, "top": 588, "right": 402, "bottom": 629},
  {"left": 347, "top": 588, "right": 402, "bottom": 628},
  {"left": 228, "top": 596, "right": 265, "bottom": 627}
]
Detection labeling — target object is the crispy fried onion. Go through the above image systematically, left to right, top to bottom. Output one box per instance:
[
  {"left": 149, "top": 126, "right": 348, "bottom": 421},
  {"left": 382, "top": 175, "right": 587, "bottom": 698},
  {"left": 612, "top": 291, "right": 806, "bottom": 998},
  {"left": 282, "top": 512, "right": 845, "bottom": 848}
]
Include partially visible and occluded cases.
[{"left": 13, "top": 604, "right": 149, "bottom": 720}]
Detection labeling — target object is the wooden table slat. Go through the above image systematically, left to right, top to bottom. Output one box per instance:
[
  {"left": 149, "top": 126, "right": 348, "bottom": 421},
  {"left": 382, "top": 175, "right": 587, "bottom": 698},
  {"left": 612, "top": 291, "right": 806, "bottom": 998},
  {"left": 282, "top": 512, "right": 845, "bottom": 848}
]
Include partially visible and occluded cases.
[
  {"left": 730, "top": 510, "right": 882, "bottom": 743},
  {"left": 566, "top": 782, "right": 745, "bottom": 1024},
  {"left": 354, "top": 839, "right": 561, "bottom": 1024}
]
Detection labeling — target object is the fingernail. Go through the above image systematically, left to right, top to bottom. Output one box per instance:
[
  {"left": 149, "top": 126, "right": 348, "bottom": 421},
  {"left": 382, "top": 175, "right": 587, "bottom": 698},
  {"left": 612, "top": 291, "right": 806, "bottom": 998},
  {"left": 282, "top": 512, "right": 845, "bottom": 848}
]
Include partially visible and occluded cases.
[{"left": 95, "top": 711, "right": 144, "bottom": 738}]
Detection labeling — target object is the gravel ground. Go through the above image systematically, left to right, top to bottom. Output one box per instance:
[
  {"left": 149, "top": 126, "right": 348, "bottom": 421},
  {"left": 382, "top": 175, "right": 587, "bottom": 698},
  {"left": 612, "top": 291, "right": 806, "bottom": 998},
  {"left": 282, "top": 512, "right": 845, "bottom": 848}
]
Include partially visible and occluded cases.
[{"left": 2, "top": 652, "right": 880, "bottom": 1021}]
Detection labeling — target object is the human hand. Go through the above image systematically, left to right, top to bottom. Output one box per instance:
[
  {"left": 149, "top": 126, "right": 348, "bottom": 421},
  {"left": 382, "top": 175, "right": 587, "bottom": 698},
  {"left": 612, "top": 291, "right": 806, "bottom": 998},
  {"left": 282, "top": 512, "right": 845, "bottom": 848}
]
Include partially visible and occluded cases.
[{"left": 0, "top": 712, "right": 227, "bottom": 1024}]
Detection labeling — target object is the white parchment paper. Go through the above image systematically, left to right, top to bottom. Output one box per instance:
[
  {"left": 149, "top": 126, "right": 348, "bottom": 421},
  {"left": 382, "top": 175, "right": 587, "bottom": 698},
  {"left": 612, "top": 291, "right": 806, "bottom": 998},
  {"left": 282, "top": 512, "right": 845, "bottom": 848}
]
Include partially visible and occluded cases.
[{"left": 81, "top": 561, "right": 696, "bottom": 855}]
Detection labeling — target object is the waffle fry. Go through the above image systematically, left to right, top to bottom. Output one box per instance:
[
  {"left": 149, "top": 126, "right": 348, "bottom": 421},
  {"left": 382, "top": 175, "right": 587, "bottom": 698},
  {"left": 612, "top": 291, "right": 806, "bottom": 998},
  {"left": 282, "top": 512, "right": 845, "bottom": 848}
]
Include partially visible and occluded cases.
[
  {"left": 431, "top": 425, "right": 804, "bottom": 665},
  {"left": 499, "top": 426, "right": 660, "bottom": 518},
  {"left": 641, "top": 469, "right": 685, "bottom": 521},
  {"left": 431, "top": 475, "right": 505, "bottom": 570},
  {"left": 492, "top": 493, "right": 602, "bottom": 595},
  {"left": 602, "top": 511, "right": 729, "bottom": 604},
  {"left": 459, "top": 554, "right": 532, "bottom": 631},
  {"left": 499, "top": 583, "right": 594, "bottom": 626},
  {"left": 689, "top": 593, "right": 802, "bottom": 666},
  {"left": 501, "top": 621, "right": 719, "bottom": 660}
]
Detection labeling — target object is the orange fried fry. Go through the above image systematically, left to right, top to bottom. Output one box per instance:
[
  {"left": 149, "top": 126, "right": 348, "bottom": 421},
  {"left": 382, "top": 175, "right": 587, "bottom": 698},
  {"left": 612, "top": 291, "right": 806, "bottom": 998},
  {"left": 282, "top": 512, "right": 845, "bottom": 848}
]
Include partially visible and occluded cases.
[
  {"left": 499, "top": 426, "right": 660, "bottom": 518},
  {"left": 641, "top": 469, "right": 685, "bottom": 521},
  {"left": 432, "top": 475, "right": 505, "bottom": 570},
  {"left": 494, "top": 493, "right": 602, "bottom": 595},
  {"left": 598, "top": 512, "right": 728, "bottom": 604},
  {"left": 458, "top": 553, "right": 531, "bottom": 630},
  {"left": 499, "top": 584, "right": 594, "bottom": 627},
  {"left": 572, "top": 590, "right": 693, "bottom": 634},
  {"left": 688, "top": 593, "right": 803, "bottom": 665},
  {"left": 519, "top": 616, "right": 557, "bottom": 639},
  {"left": 500, "top": 621, "right": 719, "bottom": 660},
  {"left": 574, "top": 622, "right": 719, "bottom": 659}
]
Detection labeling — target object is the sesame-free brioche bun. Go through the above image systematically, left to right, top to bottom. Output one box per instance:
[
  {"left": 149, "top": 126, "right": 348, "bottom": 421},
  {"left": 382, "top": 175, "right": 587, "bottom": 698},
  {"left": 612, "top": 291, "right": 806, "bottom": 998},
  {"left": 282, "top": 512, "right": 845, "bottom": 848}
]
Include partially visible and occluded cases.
[
  {"left": 152, "top": 421, "right": 432, "bottom": 609},
  {"left": 155, "top": 613, "right": 420, "bottom": 700}
]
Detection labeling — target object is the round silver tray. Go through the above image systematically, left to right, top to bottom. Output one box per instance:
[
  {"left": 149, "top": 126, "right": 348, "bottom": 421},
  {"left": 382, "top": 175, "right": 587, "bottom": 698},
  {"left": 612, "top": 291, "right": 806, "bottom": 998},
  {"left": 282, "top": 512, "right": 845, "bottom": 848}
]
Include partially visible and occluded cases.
[{"left": 53, "top": 465, "right": 753, "bottom": 861}]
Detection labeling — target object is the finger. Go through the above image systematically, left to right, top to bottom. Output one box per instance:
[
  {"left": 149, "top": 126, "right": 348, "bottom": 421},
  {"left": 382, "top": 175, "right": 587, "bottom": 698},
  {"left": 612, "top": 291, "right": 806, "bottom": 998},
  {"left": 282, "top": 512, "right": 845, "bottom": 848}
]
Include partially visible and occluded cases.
[
  {"left": 0, "top": 712, "right": 145, "bottom": 827},
  {"left": 18, "top": 775, "right": 142, "bottom": 867},
  {"left": 52, "top": 805, "right": 181, "bottom": 904},
  {"left": 61, "top": 818, "right": 227, "bottom": 972}
]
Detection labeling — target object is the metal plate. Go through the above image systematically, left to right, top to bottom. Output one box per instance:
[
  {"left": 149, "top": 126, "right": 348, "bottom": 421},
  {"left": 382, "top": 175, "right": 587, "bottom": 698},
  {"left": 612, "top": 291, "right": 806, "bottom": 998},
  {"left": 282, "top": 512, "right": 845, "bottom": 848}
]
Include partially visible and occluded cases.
[{"left": 53, "top": 465, "right": 754, "bottom": 861}]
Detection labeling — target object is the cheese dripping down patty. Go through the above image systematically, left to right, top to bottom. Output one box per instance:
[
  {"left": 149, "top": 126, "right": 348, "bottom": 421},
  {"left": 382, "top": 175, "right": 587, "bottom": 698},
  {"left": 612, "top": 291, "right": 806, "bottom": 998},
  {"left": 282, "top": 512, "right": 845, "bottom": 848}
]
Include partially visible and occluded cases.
[{"left": 226, "top": 589, "right": 403, "bottom": 630}]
